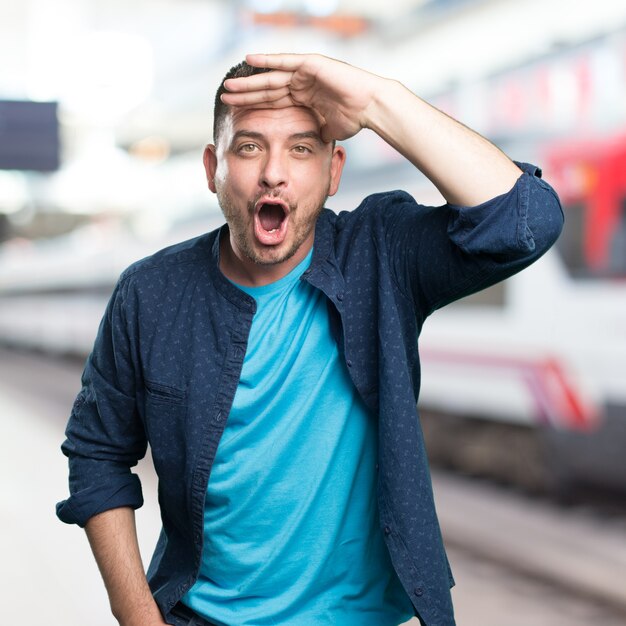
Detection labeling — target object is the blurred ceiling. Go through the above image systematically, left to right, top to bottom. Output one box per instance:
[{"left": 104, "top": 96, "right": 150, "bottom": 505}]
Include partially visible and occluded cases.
[
  {"left": 1, "top": 0, "right": 626, "bottom": 221},
  {"left": 2, "top": 0, "right": 626, "bottom": 154}
]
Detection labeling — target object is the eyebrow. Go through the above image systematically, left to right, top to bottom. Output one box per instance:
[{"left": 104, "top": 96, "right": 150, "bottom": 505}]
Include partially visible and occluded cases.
[
  {"left": 230, "top": 129, "right": 324, "bottom": 147},
  {"left": 290, "top": 131, "right": 324, "bottom": 145}
]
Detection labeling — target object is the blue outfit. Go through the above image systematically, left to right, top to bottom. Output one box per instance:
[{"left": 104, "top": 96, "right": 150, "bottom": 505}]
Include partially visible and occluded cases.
[
  {"left": 57, "top": 162, "right": 563, "bottom": 626},
  {"left": 182, "top": 249, "right": 414, "bottom": 625}
]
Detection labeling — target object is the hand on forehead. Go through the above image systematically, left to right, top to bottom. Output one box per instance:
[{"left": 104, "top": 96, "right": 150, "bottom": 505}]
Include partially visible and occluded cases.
[{"left": 219, "top": 53, "right": 372, "bottom": 143}]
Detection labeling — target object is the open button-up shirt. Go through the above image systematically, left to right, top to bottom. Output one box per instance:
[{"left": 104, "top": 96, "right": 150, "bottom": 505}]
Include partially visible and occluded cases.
[{"left": 57, "top": 162, "right": 563, "bottom": 626}]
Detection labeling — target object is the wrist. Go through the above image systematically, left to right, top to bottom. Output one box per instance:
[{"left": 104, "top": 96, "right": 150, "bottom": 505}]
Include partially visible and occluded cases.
[
  {"left": 361, "top": 77, "right": 407, "bottom": 134},
  {"left": 113, "top": 595, "right": 164, "bottom": 626}
]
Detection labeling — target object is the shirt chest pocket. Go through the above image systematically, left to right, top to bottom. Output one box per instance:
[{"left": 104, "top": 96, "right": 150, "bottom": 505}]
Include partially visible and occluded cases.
[
  {"left": 143, "top": 380, "right": 188, "bottom": 447},
  {"left": 143, "top": 380, "right": 190, "bottom": 495}
]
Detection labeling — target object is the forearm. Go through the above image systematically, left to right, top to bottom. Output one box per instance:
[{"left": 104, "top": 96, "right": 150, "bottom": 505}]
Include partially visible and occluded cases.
[
  {"left": 364, "top": 78, "right": 522, "bottom": 206},
  {"left": 85, "top": 507, "right": 166, "bottom": 626}
]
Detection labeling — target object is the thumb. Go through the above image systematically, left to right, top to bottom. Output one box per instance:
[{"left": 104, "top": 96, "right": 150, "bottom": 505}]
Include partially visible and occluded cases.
[{"left": 320, "top": 124, "right": 335, "bottom": 144}]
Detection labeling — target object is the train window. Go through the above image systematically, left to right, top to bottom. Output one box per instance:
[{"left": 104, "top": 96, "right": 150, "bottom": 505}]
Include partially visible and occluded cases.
[
  {"left": 608, "top": 197, "right": 626, "bottom": 275},
  {"left": 555, "top": 198, "right": 626, "bottom": 279},
  {"left": 555, "top": 202, "right": 587, "bottom": 277}
]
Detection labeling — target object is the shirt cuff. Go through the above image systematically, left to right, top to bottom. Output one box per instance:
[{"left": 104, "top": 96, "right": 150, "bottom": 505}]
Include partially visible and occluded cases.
[
  {"left": 446, "top": 161, "right": 540, "bottom": 256},
  {"left": 56, "top": 473, "right": 144, "bottom": 527}
]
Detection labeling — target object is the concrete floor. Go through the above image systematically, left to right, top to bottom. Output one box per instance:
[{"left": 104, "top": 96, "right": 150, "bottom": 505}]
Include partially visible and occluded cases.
[{"left": 2, "top": 349, "right": 625, "bottom": 625}]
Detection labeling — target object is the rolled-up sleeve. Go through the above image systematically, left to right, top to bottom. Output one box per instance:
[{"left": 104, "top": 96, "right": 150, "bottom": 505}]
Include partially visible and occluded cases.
[
  {"left": 386, "top": 161, "right": 564, "bottom": 315},
  {"left": 447, "top": 161, "right": 561, "bottom": 256},
  {"left": 56, "top": 276, "right": 146, "bottom": 527}
]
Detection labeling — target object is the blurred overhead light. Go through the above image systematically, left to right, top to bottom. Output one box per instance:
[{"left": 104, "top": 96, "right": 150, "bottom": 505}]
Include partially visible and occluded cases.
[
  {"left": 246, "top": 10, "right": 369, "bottom": 37},
  {"left": 128, "top": 136, "right": 171, "bottom": 163}
]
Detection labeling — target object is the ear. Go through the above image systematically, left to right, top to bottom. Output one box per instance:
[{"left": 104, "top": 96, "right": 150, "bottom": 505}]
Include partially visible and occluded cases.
[
  {"left": 203, "top": 144, "right": 218, "bottom": 193},
  {"left": 327, "top": 145, "right": 346, "bottom": 197}
]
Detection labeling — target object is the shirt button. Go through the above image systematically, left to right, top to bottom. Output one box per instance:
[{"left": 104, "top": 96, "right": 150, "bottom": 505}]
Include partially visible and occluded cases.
[
  {"left": 336, "top": 293, "right": 343, "bottom": 301},
  {"left": 346, "top": 359, "right": 353, "bottom": 367},
  {"left": 215, "top": 411, "right": 223, "bottom": 422},
  {"left": 384, "top": 525, "right": 391, "bottom": 535},
  {"left": 413, "top": 587, "right": 424, "bottom": 597}
]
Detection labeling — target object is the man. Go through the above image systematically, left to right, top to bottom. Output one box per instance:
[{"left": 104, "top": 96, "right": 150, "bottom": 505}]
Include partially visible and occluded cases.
[{"left": 57, "top": 53, "right": 563, "bottom": 626}]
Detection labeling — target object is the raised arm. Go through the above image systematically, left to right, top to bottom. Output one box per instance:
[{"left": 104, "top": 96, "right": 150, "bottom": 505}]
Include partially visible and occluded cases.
[
  {"left": 220, "top": 52, "right": 521, "bottom": 206},
  {"left": 222, "top": 53, "right": 563, "bottom": 313}
]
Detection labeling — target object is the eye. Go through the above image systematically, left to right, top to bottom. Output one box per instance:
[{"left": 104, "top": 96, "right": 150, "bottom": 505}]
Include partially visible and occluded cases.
[
  {"left": 237, "top": 143, "right": 259, "bottom": 154},
  {"left": 292, "top": 145, "right": 312, "bottom": 155}
]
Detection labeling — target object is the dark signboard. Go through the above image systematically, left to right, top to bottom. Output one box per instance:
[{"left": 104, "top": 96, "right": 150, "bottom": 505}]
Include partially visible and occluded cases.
[{"left": 0, "top": 100, "right": 60, "bottom": 172}]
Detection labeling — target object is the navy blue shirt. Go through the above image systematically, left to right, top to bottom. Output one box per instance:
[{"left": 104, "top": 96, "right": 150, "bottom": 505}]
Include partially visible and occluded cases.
[{"left": 57, "top": 162, "right": 563, "bottom": 626}]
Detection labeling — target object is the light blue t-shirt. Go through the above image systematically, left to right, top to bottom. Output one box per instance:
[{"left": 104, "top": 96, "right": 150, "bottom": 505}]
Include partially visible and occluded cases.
[{"left": 182, "top": 250, "right": 414, "bottom": 625}]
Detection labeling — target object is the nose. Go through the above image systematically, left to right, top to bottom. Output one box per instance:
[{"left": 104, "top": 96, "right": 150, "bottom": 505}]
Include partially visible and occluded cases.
[{"left": 260, "top": 149, "right": 287, "bottom": 189}]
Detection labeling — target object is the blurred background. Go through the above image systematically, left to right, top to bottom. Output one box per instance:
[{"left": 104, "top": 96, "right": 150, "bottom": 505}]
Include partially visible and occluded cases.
[{"left": 1, "top": 0, "right": 625, "bottom": 624}]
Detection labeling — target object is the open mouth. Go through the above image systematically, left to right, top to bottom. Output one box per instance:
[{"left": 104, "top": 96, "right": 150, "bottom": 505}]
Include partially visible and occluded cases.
[{"left": 254, "top": 199, "right": 289, "bottom": 245}]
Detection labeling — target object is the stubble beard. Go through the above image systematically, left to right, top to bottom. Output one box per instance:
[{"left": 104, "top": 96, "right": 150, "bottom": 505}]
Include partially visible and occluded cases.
[{"left": 216, "top": 186, "right": 329, "bottom": 267}]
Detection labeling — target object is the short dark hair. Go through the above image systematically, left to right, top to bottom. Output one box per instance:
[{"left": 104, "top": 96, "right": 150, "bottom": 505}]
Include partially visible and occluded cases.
[{"left": 213, "top": 61, "right": 272, "bottom": 144}]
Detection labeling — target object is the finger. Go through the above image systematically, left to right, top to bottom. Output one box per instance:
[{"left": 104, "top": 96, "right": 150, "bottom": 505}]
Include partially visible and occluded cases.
[
  {"left": 245, "top": 53, "right": 310, "bottom": 72},
  {"left": 223, "top": 70, "right": 293, "bottom": 93},
  {"left": 220, "top": 87, "right": 293, "bottom": 107},
  {"left": 224, "top": 95, "right": 302, "bottom": 110},
  {"left": 226, "top": 96, "right": 329, "bottom": 134},
  {"left": 320, "top": 125, "right": 335, "bottom": 144}
]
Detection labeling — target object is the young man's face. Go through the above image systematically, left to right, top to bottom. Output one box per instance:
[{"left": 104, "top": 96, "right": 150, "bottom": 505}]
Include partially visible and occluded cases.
[{"left": 204, "top": 106, "right": 345, "bottom": 282}]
